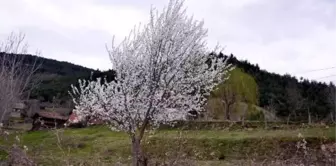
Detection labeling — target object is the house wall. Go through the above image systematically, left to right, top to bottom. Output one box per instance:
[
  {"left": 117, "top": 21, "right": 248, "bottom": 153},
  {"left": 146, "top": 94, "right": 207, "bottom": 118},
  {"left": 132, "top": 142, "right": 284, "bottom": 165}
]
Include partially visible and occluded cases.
[
  {"left": 26, "top": 100, "right": 40, "bottom": 118},
  {"left": 10, "top": 112, "right": 21, "bottom": 118},
  {"left": 32, "top": 116, "right": 67, "bottom": 130}
]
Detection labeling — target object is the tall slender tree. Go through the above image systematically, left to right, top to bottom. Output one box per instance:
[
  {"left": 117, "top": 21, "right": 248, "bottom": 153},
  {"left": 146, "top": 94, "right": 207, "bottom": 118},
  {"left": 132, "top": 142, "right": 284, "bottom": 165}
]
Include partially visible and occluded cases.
[
  {"left": 210, "top": 68, "right": 258, "bottom": 121},
  {"left": 285, "top": 80, "right": 305, "bottom": 123},
  {"left": 325, "top": 82, "right": 335, "bottom": 123}
]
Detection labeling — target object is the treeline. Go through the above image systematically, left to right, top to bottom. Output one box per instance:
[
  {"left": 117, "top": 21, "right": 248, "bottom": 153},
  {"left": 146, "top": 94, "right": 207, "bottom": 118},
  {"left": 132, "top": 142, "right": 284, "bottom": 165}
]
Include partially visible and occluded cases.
[
  {"left": 0, "top": 53, "right": 116, "bottom": 103},
  {"left": 2, "top": 53, "right": 334, "bottom": 122},
  {"left": 222, "top": 53, "right": 335, "bottom": 122},
  {"left": 30, "top": 69, "right": 116, "bottom": 103}
]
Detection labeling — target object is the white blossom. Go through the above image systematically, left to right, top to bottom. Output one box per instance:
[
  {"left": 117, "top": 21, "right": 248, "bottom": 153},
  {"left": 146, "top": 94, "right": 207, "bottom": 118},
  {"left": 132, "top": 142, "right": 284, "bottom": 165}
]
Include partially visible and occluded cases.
[
  {"left": 70, "top": 0, "right": 230, "bottom": 134},
  {"left": 15, "top": 135, "right": 20, "bottom": 143},
  {"left": 23, "top": 145, "right": 28, "bottom": 152}
]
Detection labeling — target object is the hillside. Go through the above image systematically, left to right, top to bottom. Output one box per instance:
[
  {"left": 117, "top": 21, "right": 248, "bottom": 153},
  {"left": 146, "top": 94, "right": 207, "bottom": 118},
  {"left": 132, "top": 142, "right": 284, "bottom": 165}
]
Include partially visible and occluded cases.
[
  {"left": 0, "top": 52, "right": 115, "bottom": 103},
  {"left": 1, "top": 52, "right": 334, "bottom": 122},
  {"left": 223, "top": 53, "right": 335, "bottom": 122},
  {"left": 30, "top": 55, "right": 116, "bottom": 102}
]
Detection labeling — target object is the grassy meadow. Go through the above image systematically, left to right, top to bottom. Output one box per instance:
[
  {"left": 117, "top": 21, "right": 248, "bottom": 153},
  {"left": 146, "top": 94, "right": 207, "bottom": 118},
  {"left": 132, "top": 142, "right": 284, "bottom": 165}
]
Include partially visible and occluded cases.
[{"left": 1, "top": 123, "right": 335, "bottom": 165}]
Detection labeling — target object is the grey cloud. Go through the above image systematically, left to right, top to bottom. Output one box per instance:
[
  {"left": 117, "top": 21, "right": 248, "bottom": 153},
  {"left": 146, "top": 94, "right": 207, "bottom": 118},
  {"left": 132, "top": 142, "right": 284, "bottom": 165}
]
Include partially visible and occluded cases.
[
  {"left": 1, "top": 0, "right": 335, "bottom": 83},
  {"left": 94, "top": 0, "right": 167, "bottom": 8},
  {"left": 184, "top": 0, "right": 336, "bottom": 83},
  {"left": 234, "top": 0, "right": 336, "bottom": 42},
  {"left": 11, "top": 27, "right": 112, "bottom": 59}
]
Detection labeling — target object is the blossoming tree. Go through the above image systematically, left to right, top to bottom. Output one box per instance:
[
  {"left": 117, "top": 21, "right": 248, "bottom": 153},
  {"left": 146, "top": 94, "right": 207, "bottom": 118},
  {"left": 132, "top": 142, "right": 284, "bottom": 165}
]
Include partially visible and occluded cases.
[{"left": 70, "top": 0, "right": 231, "bottom": 165}]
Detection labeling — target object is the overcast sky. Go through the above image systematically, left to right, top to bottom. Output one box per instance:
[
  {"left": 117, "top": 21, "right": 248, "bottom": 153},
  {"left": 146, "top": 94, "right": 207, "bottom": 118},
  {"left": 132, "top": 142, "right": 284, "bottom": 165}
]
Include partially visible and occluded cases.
[{"left": 0, "top": 0, "right": 335, "bottom": 83}]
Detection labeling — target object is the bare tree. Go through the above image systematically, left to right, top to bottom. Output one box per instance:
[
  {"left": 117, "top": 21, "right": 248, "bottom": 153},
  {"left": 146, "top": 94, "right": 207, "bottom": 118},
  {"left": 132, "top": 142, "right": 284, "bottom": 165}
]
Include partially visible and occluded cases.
[
  {"left": 0, "top": 32, "right": 40, "bottom": 125},
  {"left": 210, "top": 68, "right": 257, "bottom": 121},
  {"left": 285, "top": 81, "right": 305, "bottom": 123},
  {"left": 326, "top": 83, "right": 336, "bottom": 123},
  {"left": 220, "top": 87, "right": 237, "bottom": 120},
  {"left": 263, "top": 97, "right": 279, "bottom": 129},
  {"left": 306, "top": 98, "right": 315, "bottom": 124}
]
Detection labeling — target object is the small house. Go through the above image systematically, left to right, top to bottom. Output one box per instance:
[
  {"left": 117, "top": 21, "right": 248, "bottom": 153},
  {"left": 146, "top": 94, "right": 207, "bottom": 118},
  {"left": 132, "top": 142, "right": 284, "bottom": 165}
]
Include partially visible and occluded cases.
[
  {"left": 10, "top": 100, "right": 40, "bottom": 119},
  {"left": 10, "top": 102, "right": 27, "bottom": 118},
  {"left": 31, "top": 111, "right": 69, "bottom": 130}
]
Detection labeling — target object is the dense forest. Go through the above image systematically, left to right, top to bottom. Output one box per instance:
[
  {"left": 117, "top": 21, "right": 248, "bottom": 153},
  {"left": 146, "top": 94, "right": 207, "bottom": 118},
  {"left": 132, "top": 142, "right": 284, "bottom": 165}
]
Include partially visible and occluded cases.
[
  {"left": 1, "top": 52, "right": 334, "bottom": 122},
  {"left": 0, "top": 53, "right": 116, "bottom": 103},
  {"left": 221, "top": 53, "right": 335, "bottom": 122}
]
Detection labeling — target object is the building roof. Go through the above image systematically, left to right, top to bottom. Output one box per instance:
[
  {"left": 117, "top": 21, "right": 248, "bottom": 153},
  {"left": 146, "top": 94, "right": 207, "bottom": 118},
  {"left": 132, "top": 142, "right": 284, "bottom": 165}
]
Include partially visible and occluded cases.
[
  {"left": 44, "top": 107, "right": 72, "bottom": 116},
  {"left": 34, "top": 111, "right": 69, "bottom": 121}
]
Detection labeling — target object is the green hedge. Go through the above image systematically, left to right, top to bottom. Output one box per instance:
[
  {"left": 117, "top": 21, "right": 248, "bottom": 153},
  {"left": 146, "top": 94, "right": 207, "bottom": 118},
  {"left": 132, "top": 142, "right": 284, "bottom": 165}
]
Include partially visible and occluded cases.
[
  {"left": 158, "top": 120, "right": 333, "bottom": 130},
  {"left": 144, "top": 136, "right": 334, "bottom": 160}
]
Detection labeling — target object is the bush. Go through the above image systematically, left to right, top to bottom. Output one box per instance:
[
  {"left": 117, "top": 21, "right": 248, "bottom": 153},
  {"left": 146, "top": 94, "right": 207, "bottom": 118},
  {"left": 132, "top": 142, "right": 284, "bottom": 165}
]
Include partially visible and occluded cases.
[{"left": 0, "top": 149, "right": 8, "bottom": 161}]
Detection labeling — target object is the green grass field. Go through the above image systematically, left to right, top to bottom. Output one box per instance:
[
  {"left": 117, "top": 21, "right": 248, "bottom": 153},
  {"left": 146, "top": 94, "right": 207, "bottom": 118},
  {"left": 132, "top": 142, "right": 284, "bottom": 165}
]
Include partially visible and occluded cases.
[{"left": 1, "top": 125, "right": 335, "bottom": 165}]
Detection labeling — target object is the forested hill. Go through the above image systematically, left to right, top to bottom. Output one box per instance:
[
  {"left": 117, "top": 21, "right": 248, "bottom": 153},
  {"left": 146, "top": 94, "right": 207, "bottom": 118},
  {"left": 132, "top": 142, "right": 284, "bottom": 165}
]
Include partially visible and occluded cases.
[
  {"left": 0, "top": 52, "right": 93, "bottom": 76},
  {"left": 0, "top": 53, "right": 116, "bottom": 103},
  {"left": 2, "top": 53, "right": 334, "bottom": 122},
  {"left": 29, "top": 53, "right": 116, "bottom": 102},
  {"left": 222, "top": 53, "right": 335, "bottom": 122}
]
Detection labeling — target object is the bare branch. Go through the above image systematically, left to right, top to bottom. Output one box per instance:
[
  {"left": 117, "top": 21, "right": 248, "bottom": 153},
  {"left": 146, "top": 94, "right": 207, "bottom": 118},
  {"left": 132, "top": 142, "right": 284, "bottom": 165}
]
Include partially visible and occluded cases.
[{"left": 0, "top": 32, "right": 41, "bottom": 124}]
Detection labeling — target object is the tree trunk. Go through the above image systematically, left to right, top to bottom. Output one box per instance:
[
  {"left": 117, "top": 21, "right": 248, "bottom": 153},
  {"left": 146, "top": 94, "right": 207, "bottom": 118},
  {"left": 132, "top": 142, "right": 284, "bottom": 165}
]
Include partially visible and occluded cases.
[
  {"left": 241, "top": 103, "right": 248, "bottom": 127},
  {"left": 225, "top": 104, "right": 231, "bottom": 120},
  {"left": 0, "top": 107, "right": 9, "bottom": 124},
  {"left": 308, "top": 108, "right": 311, "bottom": 125},
  {"left": 264, "top": 110, "right": 268, "bottom": 129},
  {"left": 330, "top": 112, "right": 335, "bottom": 124},
  {"left": 286, "top": 114, "right": 291, "bottom": 125},
  {"left": 131, "top": 136, "right": 146, "bottom": 166}
]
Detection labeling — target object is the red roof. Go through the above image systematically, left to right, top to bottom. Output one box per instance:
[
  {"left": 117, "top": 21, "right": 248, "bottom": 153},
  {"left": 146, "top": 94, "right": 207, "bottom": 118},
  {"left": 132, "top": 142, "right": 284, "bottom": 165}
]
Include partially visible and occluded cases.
[
  {"left": 36, "top": 111, "right": 68, "bottom": 120},
  {"left": 67, "top": 112, "right": 104, "bottom": 125},
  {"left": 68, "top": 112, "right": 80, "bottom": 123},
  {"left": 68, "top": 112, "right": 77, "bottom": 121}
]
